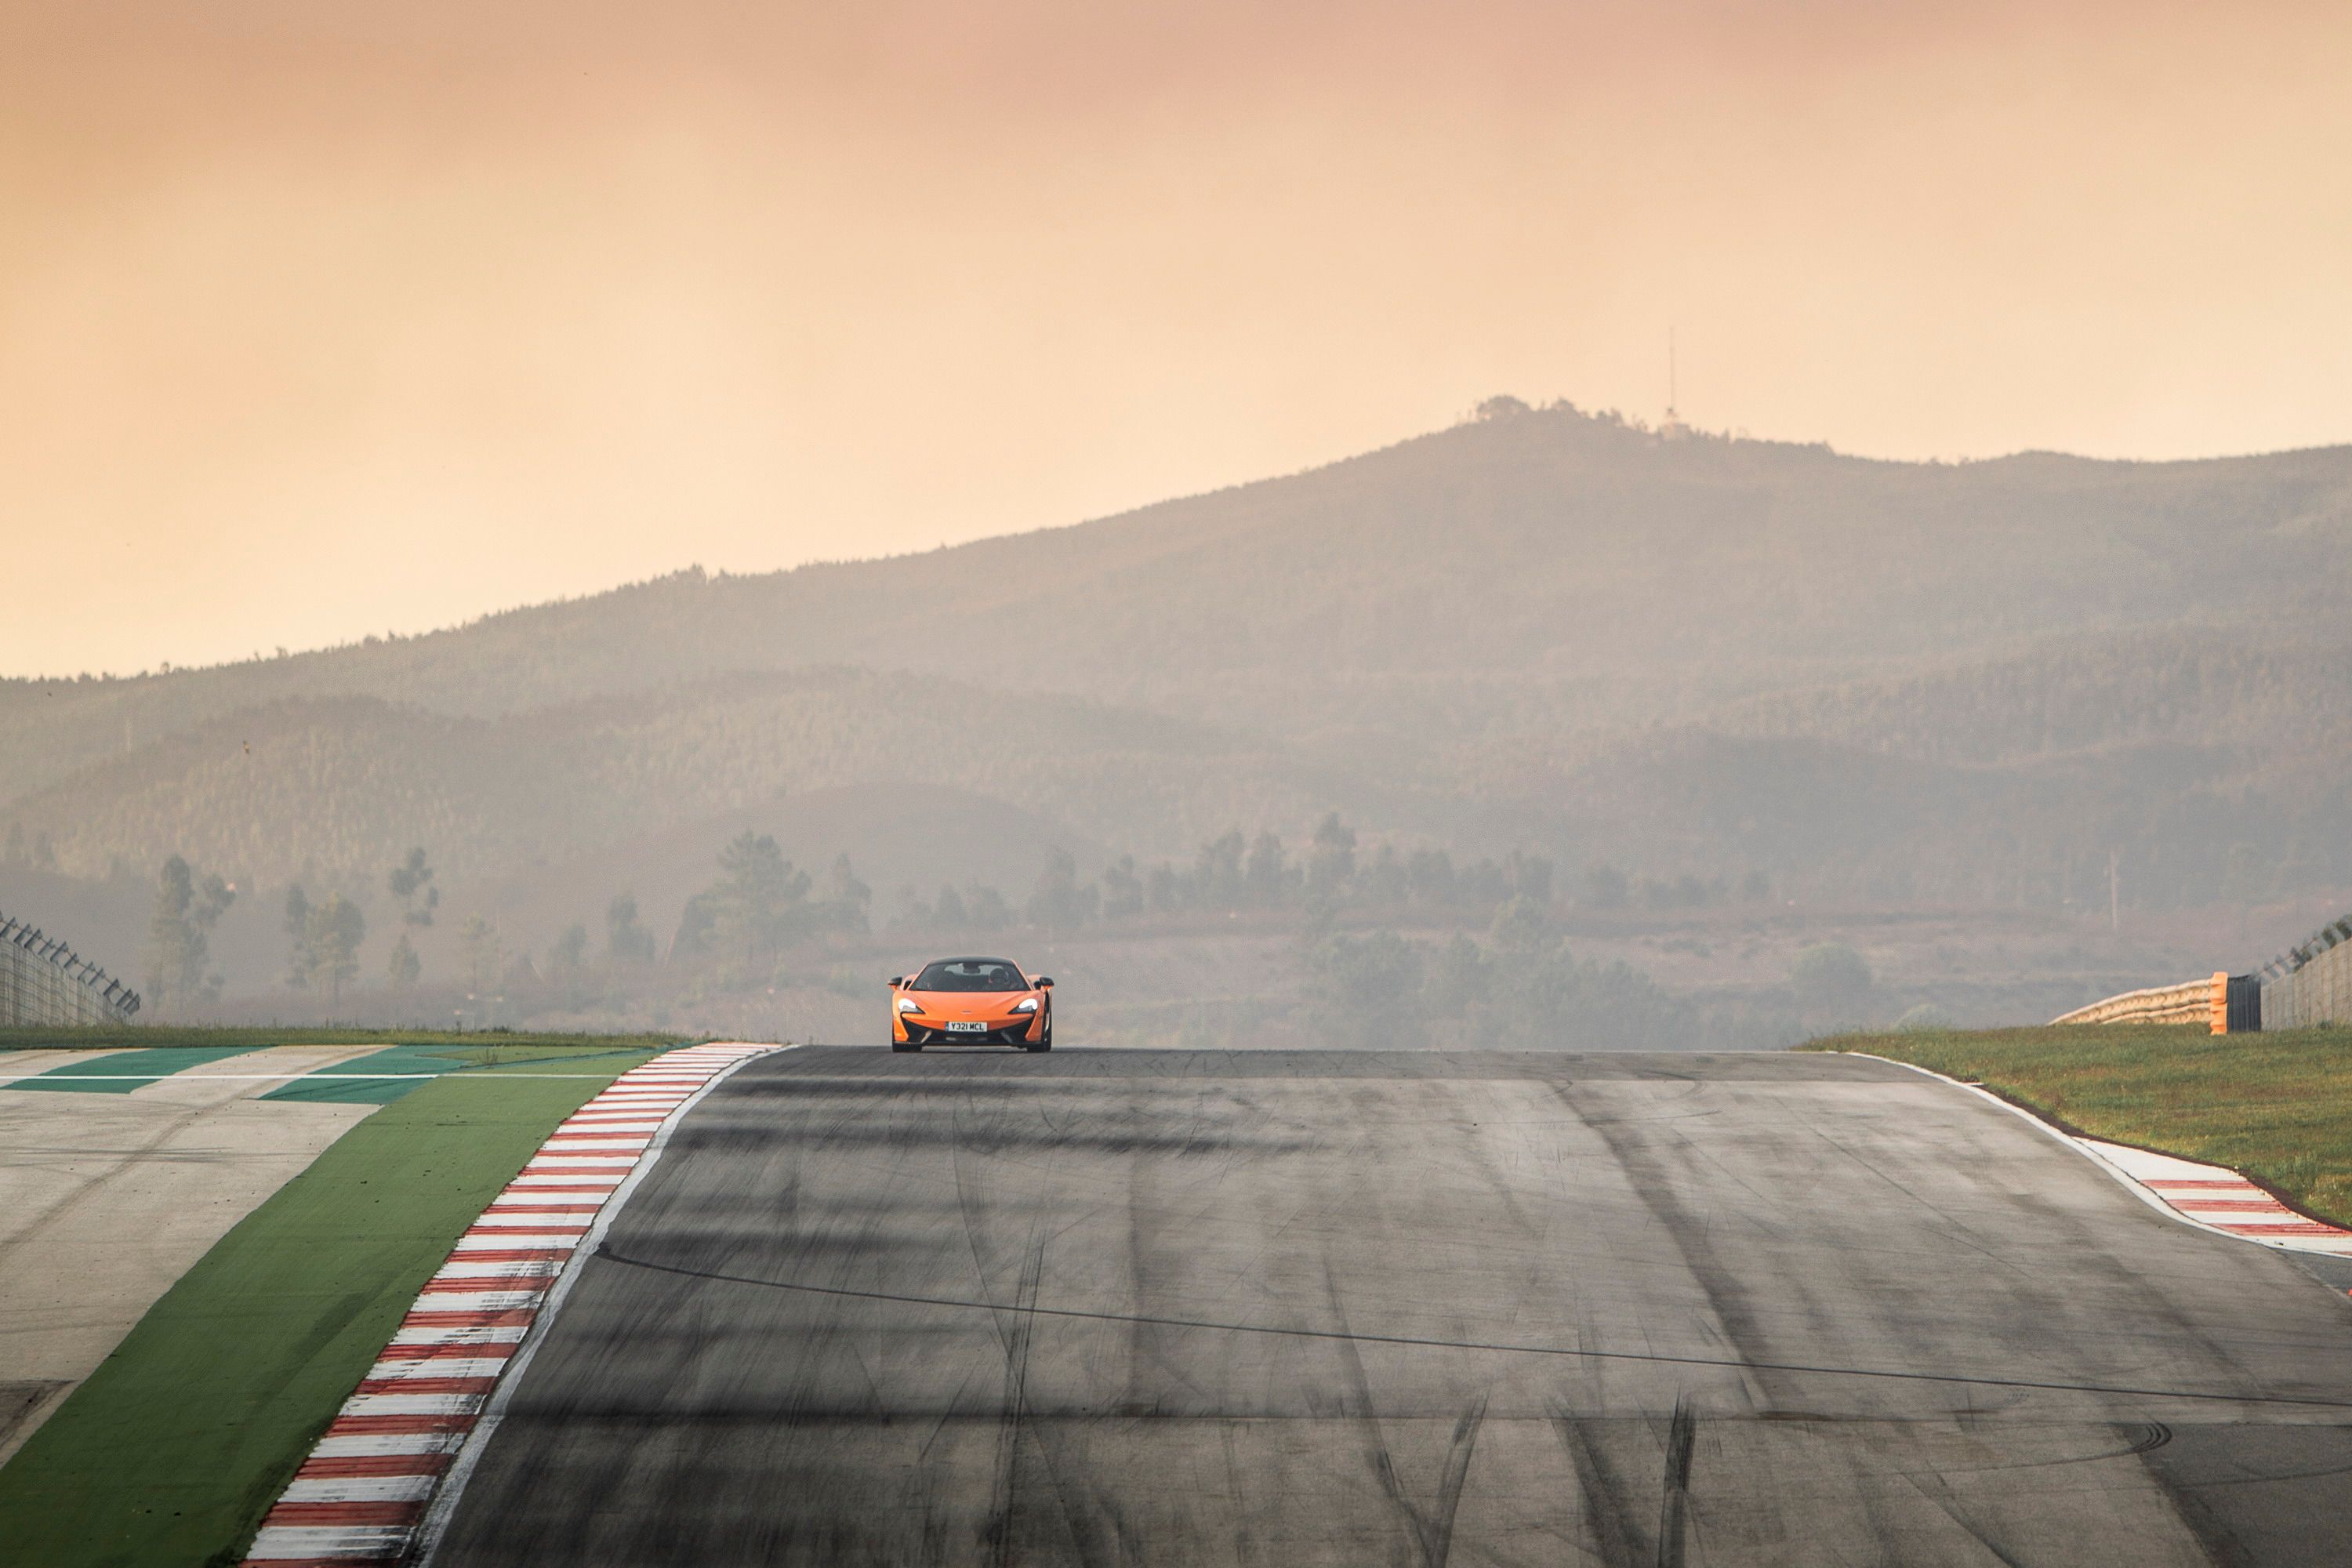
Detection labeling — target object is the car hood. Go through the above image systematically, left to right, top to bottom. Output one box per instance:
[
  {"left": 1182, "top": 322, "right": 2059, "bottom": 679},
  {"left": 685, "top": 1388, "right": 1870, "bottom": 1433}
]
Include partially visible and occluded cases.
[{"left": 905, "top": 990, "right": 1032, "bottom": 1011}]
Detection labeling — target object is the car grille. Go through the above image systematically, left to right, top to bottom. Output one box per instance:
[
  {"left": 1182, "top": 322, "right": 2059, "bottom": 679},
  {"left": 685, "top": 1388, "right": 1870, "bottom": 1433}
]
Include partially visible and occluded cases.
[{"left": 907, "top": 1023, "right": 1027, "bottom": 1045}]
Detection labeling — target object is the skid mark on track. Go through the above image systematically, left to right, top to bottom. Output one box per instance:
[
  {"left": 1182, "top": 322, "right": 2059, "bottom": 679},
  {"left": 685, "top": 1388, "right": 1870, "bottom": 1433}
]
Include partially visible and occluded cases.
[
  {"left": 1552, "top": 1079, "right": 1783, "bottom": 1416},
  {"left": 953, "top": 1080, "right": 1109, "bottom": 1568},
  {"left": 1120, "top": 1131, "right": 1168, "bottom": 1419},
  {"left": 983, "top": 1236, "right": 1045, "bottom": 1568},
  {"left": 1319, "top": 1258, "right": 1418, "bottom": 1564},
  {"left": 1318, "top": 1259, "right": 1493, "bottom": 1568},
  {"left": 1423, "top": 1392, "right": 1490, "bottom": 1568},
  {"left": 1655, "top": 1395, "right": 1698, "bottom": 1568},
  {"left": 1548, "top": 1399, "right": 1705, "bottom": 1568},
  {"left": 1551, "top": 1410, "right": 1651, "bottom": 1568},
  {"left": 1897, "top": 1468, "right": 2032, "bottom": 1568}
]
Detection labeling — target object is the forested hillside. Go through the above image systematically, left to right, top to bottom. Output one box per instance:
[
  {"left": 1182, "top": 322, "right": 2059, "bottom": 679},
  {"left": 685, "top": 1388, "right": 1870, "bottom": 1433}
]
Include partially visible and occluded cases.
[
  {"left": 4, "top": 401, "right": 2347, "bottom": 1025},
  {"left": 8, "top": 402, "right": 2348, "bottom": 797},
  {"left": 1708, "top": 630, "right": 2352, "bottom": 768},
  {"left": 0, "top": 672, "right": 1283, "bottom": 888}
]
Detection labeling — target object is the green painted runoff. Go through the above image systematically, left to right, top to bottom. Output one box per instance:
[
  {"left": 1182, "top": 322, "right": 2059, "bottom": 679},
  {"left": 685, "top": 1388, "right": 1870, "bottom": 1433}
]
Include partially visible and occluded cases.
[
  {"left": 5, "top": 1047, "right": 258, "bottom": 1094},
  {"left": 0, "top": 1048, "right": 659, "bottom": 1568}
]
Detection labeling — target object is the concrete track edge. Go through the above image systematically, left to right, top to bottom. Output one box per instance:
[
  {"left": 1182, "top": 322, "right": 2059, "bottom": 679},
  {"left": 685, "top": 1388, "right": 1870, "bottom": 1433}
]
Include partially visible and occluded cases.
[
  {"left": 231, "top": 1043, "right": 786, "bottom": 1566},
  {"left": 408, "top": 1044, "right": 793, "bottom": 1565},
  {"left": 1849, "top": 1052, "right": 2352, "bottom": 1264}
]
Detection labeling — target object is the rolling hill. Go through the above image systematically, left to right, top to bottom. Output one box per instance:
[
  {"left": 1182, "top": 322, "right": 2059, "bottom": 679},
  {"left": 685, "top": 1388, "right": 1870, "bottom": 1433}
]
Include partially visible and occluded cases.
[{"left": 4, "top": 401, "right": 2348, "bottom": 1010}]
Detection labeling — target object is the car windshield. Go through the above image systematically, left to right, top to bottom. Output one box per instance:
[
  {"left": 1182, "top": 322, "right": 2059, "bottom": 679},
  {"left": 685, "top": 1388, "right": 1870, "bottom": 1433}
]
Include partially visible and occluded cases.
[{"left": 912, "top": 959, "right": 1028, "bottom": 992}]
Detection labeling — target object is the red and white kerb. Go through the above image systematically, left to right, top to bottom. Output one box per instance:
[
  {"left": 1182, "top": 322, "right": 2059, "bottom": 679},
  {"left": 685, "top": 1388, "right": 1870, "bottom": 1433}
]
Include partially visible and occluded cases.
[
  {"left": 241, "top": 1043, "right": 775, "bottom": 1568},
  {"left": 2087, "top": 1139, "right": 2352, "bottom": 1257}
]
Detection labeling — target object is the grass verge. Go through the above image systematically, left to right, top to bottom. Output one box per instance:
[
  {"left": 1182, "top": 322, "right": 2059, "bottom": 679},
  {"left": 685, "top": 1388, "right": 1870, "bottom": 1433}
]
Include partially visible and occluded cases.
[
  {"left": 1809, "top": 1023, "right": 2352, "bottom": 1225},
  {"left": 0, "top": 1047, "right": 661, "bottom": 1567}
]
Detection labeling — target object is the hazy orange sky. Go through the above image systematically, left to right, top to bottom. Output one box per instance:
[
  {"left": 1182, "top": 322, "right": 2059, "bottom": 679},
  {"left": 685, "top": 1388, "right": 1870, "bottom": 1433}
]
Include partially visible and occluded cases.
[{"left": 4, "top": 0, "right": 2348, "bottom": 677}]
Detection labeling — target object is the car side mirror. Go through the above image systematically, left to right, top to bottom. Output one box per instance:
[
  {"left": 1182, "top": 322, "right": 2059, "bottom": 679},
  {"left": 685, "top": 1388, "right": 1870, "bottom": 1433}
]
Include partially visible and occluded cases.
[
  {"left": 887, "top": 976, "right": 903, "bottom": 988},
  {"left": 1036, "top": 977, "right": 1054, "bottom": 989}
]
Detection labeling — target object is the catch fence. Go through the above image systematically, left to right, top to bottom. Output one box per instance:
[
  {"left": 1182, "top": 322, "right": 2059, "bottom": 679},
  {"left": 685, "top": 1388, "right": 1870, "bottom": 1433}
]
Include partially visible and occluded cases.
[
  {"left": 0, "top": 911, "right": 141, "bottom": 1025},
  {"left": 2256, "top": 914, "right": 2352, "bottom": 1031}
]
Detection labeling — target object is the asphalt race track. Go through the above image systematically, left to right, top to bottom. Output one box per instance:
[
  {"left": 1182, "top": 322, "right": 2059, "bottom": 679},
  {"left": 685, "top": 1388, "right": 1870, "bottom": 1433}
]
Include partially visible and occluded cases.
[{"left": 429, "top": 1049, "right": 2352, "bottom": 1566}]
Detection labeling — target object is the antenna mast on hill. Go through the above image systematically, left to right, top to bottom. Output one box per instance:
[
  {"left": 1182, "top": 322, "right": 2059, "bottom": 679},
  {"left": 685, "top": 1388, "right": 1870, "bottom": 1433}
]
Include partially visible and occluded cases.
[{"left": 1661, "top": 328, "right": 1686, "bottom": 437}]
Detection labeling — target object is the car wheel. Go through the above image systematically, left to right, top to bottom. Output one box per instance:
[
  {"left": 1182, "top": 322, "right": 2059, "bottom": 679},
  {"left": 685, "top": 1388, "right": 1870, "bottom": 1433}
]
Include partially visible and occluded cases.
[
  {"left": 1025, "top": 1023, "right": 1052, "bottom": 1053},
  {"left": 892, "top": 1038, "right": 922, "bottom": 1053}
]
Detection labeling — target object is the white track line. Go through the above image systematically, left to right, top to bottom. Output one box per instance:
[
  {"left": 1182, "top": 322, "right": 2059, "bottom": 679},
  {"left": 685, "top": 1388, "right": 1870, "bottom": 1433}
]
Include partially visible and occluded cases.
[{"left": 239, "top": 1044, "right": 784, "bottom": 1568}]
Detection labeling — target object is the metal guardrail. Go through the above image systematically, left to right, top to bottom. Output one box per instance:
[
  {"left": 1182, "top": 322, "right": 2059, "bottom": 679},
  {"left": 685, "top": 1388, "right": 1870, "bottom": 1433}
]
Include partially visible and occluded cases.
[
  {"left": 0, "top": 911, "right": 141, "bottom": 1025},
  {"left": 2056, "top": 913, "right": 2350, "bottom": 1035},
  {"left": 2051, "top": 978, "right": 2213, "bottom": 1027}
]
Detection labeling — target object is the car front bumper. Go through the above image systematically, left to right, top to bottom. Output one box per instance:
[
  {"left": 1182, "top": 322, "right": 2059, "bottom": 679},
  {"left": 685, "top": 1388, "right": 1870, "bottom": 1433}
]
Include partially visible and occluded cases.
[{"left": 895, "top": 1012, "right": 1044, "bottom": 1046}]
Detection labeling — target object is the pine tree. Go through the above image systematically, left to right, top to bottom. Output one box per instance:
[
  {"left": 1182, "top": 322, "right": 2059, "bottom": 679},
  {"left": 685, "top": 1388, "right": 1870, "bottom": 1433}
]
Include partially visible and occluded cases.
[
  {"left": 1308, "top": 813, "right": 1357, "bottom": 895},
  {"left": 1194, "top": 829, "right": 1246, "bottom": 909},
  {"left": 692, "top": 833, "right": 812, "bottom": 982},
  {"left": 1243, "top": 833, "right": 1289, "bottom": 907},
  {"left": 388, "top": 848, "right": 438, "bottom": 927},
  {"left": 1025, "top": 848, "right": 1097, "bottom": 930},
  {"left": 824, "top": 854, "right": 873, "bottom": 935},
  {"left": 1099, "top": 855, "right": 1144, "bottom": 920},
  {"left": 146, "top": 856, "right": 201, "bottom": 1008},
  {"left": 283, "top": 885, "right": 313, "bottom": 989},
  {"left": 964, "top": 885, "right": 1013, "bottom": 931},
  {"left": 606, "top": 894, "right": 656, "bottom": 964},
  {"left": 308, "top": 895, "right": 366, "bottom": 1004},
  {"left": 457, "top": 914, "right": 503, "bottom": 993},
  {"left": 550, "top": 924, "right": 590, "bottom": 971},
  {"left": 388, "top": 930, "right": 422, "bottom": 989}
]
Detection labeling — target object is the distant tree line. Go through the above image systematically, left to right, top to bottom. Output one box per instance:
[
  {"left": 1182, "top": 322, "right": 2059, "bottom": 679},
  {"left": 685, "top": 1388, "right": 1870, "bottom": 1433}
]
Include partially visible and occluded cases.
[
  {"left": 884, "top": 815, "right": 1583, "bottom": 941},
  {"left": 114, "top": 818, "right": 1797, "bottom": 1017},
  {"left": 1577, "top": 863, "right": 1773, "bottom": 911},
  {"left": 1308, "top": 927, "right": 1702, "bottom": 1051},
  {"left": 1301, "top": 928, "right": 1878, "bottom": 1051}
]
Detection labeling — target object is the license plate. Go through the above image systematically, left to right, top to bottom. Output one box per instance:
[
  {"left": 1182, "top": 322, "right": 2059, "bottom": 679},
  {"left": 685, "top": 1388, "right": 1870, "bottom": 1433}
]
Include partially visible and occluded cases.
[{"left": 945, "top": 1021, "right": 988, "bottom": 1033}]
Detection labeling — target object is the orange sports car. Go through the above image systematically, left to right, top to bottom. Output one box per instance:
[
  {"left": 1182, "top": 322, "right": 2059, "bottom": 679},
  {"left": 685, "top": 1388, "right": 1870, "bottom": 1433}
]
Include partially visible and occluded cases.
[{"left": 889, "top": 956, "right": 1054, "bottom": 1051}]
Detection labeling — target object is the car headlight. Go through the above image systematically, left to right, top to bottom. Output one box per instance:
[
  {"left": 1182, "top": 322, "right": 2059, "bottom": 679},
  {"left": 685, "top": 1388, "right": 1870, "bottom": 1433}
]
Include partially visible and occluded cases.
[
  {"left": 897, "top": 996, "right": 921, "bottom": 1013},
  {"left": 1014, "top": 997, "right": 1040, "bottom": 1013}
]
